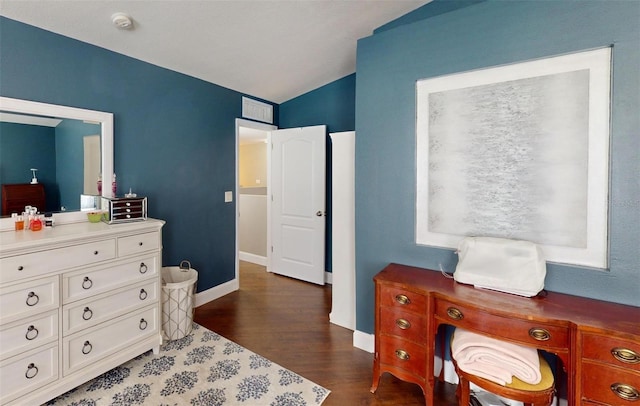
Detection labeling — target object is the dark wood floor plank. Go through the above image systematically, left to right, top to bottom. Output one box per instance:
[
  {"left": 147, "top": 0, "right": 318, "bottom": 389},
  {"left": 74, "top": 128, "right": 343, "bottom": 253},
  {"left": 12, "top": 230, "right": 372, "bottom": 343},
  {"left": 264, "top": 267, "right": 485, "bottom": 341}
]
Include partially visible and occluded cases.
[{"left": 194, "top": 261, "right": 458, "bottom": 405}]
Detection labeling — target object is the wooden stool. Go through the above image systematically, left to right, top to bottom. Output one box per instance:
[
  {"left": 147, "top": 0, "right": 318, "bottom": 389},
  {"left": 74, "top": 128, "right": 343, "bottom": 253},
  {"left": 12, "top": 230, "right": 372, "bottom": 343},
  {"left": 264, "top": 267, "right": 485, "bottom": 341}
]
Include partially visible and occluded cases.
[{"left": 452, "top": 344, "right": 555, "bottom": 406}]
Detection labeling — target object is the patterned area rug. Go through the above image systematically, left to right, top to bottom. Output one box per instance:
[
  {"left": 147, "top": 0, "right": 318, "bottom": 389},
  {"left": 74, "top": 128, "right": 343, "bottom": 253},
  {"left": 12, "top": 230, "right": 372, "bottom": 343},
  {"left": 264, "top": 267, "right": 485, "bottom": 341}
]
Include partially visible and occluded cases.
[{"left": 46, "top": 324, "right": 330, "bottom": 405}]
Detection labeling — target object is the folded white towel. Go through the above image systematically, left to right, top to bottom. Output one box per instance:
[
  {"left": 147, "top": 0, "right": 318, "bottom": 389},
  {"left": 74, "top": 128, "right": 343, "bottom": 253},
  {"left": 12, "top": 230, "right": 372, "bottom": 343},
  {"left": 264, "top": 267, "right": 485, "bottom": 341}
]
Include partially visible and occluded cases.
[{"left": 452, "top": 328, "right": 541, "bottom": 386}]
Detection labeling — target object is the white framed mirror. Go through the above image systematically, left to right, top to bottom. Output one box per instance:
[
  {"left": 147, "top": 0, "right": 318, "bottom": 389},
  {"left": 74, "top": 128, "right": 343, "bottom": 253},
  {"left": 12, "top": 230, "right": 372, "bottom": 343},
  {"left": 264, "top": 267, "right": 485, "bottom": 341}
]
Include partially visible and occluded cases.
[{"left": 0, "top": 96, "right": 113, "bottom": 230}]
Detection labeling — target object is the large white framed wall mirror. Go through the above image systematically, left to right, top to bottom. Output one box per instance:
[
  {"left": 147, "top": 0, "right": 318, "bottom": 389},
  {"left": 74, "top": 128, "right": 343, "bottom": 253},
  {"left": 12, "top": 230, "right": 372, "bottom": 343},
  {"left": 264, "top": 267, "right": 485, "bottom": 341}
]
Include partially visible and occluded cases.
[{"left": 0, "top": 96, "right": 113, "bottom": 230}]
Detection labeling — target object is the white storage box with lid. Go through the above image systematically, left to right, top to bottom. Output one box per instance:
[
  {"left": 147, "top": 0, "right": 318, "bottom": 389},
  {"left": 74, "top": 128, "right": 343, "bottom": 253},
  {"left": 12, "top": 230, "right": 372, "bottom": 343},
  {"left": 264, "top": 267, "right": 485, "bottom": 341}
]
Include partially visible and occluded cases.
[{"left": 161, "top": 260, "right": 198, "bottom": 340}]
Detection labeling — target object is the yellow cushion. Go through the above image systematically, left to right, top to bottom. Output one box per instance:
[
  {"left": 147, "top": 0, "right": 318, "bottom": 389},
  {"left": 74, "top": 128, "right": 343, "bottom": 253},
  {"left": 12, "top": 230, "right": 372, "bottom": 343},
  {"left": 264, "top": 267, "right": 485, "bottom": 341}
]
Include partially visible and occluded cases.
[
  {"left": 450, "top": 330, "right": 555, "bottom": 391},
  {"left": 504, "top": 353, "right": 554, "bottom": 391}
]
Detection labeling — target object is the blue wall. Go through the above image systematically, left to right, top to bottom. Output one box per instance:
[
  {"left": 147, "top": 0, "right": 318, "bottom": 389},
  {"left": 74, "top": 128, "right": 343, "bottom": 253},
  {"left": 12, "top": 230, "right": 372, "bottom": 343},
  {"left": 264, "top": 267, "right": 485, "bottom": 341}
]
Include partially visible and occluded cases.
[
  {"left": 355, "top": 0, "right": 640, "bottom": 333},
  {"left": 0, "top": 17, "right": 278, "bottom": 292},
  {"left": 279, "top": 73, "right": 357, "bottom": 272},
  {"left": 0, "top": 122, "right": 57, "bottom": 211}
]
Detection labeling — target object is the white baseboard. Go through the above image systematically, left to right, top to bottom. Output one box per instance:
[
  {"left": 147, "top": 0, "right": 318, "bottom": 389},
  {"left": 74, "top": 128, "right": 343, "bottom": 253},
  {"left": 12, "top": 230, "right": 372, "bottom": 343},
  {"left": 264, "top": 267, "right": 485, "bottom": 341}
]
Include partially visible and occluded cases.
[
  {"left": 239, "top": 251, "right": 266, "bottom": 266},
  {"left": 325, "top": 271, "right": 332, "bottom": 284},
  {"left": 195, "top": 278, "right": 239, "bottom": 307},
  {"left": 353, "top": 329, "right": 374, "bottom": 353}
]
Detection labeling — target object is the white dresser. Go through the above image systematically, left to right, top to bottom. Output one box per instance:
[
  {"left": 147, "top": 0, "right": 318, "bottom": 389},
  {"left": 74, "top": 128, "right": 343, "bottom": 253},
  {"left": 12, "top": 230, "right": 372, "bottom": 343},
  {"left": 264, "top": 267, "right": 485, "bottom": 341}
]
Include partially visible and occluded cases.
[{"left": 0, "top": 219, "right": 164, "bottom": 405}]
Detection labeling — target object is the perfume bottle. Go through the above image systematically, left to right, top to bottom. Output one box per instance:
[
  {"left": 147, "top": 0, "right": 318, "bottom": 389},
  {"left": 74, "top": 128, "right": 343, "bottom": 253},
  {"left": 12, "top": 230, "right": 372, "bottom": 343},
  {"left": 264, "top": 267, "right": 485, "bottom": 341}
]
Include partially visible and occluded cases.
[{"left": 31, "top": 214, "right": 43, "bottom": 231}]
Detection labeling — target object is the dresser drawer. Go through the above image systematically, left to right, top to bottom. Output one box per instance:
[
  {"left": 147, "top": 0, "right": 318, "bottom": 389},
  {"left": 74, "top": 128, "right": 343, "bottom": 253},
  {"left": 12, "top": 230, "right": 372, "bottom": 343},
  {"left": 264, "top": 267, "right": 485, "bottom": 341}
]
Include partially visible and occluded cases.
[
  {"left": 117, "top": 231, "right": 160, "bottom": 257},
  {"left": 0, "top": 239, "right": 116, "bottom": 284},
  {"left": 63, "top": 255, "right": 158, "bottom": 303},
  {"left": 0, "top": 275, "right": 59, "bottom": 324},
  {"left": 63, "top": 280, "right": 158, "bottom": 335},
  {"left": 379, "top": 285, "right": 427, "bottom": 314},
  {"left": 435, "top": 298, "right": 569, "bottom": 350},
  {"left": 63, "top": 305, "right": 157, "bottom": 375},
  {"left": 380, "top": 306, "right": 427, "bottom": 343},
  {"left": 0, "top": 310, "right": 58, "bottom": 360},
  {"left": 582, "top": 332, "right": 640, "bottom": 372},
  {"left": 379, "top": 335, "right": 427, "bottom": 378},
  {"left": 0, "top": 343, "right": 58, "bottom": 404},
  {"left": 581, "top": 360, "right": 640, "bottom": 404}
]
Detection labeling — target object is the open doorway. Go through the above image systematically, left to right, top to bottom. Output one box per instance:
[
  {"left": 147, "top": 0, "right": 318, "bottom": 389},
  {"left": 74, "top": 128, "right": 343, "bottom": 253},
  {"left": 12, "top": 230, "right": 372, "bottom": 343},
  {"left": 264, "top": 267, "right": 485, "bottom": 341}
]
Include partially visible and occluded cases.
[{"left": 235, "top": 119, "right": 276, "bottom": 284}]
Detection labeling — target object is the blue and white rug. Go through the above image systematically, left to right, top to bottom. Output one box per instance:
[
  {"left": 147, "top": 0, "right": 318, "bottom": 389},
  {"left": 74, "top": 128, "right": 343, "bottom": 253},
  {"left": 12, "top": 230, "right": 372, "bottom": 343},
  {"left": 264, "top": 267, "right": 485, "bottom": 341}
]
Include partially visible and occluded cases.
[{"left": 46, "top": 324, "right": 330, "bottom": 405}]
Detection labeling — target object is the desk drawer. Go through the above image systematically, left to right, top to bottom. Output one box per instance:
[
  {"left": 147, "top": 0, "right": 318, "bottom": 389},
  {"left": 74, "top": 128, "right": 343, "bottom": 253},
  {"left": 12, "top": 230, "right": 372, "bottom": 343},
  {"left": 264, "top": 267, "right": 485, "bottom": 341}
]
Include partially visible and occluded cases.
[
  {"left": 379, "top": 285, "right": 427, "bottom": 314},
  {"left": 435, "top": 299, "right": 569, "bottom": 350},
  {"left": 380, "top": 306, "right": 427, "bottom": 343},
  {"left": 582, "top": 332, "right": 640, "bottom": 372},
  {"left": 379, "top": 335, "right": 427, "bottom": 378},
  {"left": 581, "top": 360, "right": 640, "bottom": 404}
]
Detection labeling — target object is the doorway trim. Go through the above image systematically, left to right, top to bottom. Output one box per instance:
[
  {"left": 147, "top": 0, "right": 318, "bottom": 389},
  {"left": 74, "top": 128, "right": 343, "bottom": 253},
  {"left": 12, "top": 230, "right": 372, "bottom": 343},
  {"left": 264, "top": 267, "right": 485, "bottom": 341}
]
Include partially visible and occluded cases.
[{"left": 235, "top": 118, "right": 277, "bottom": 284}]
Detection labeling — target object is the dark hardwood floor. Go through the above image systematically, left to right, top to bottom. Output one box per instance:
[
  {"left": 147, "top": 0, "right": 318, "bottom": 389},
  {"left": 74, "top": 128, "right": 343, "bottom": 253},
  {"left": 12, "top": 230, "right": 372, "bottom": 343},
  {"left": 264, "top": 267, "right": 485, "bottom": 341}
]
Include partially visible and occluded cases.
[{"left": 194, "top": 261, "right": 459, "bottom": 405}]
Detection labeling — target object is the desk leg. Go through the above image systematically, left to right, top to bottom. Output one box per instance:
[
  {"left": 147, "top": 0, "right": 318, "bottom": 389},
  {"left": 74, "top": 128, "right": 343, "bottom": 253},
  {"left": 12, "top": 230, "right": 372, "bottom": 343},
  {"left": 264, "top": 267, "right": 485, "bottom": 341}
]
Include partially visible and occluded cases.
[{"left": 370, "top": 354, "right": 381, "bottom": 393}]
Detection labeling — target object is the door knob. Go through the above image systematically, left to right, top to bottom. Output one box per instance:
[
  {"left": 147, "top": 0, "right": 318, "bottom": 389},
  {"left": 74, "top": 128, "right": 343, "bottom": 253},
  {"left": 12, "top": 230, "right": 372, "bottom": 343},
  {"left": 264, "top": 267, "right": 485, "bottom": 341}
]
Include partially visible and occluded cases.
[{"left": 316, "top": 211, "right": 325, "bottom": 217}]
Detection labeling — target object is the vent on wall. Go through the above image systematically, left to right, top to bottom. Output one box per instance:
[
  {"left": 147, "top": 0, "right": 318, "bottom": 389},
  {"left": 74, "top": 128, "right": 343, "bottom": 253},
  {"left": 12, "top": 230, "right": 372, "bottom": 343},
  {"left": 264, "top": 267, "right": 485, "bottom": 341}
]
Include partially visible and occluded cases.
[{"left": 242, "top": 97, "right": 273, "bottom": 124}]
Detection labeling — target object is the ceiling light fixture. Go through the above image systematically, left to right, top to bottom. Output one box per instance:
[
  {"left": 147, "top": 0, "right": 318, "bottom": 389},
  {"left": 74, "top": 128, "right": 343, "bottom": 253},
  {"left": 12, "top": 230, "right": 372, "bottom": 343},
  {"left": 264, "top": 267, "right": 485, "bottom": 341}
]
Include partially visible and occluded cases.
[{"left": 111, "top": 13, "right": 134, "bottom": 30}]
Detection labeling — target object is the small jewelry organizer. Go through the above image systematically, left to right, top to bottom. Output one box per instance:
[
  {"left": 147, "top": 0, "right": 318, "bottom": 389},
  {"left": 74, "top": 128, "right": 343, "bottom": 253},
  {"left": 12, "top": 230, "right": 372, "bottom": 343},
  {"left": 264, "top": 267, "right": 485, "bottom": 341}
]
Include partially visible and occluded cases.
[{"left": 101, "top": 196, "right": 147, "bottom": 224}]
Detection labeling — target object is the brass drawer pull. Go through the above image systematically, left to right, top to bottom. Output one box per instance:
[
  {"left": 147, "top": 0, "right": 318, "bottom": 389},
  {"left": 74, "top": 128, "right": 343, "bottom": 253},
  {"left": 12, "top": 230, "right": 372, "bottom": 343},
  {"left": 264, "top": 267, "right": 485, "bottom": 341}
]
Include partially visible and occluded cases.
[
  {"left": 139, "top": 262, "right": 148, "bottom": 274},
  {"left": 139, "top": 288, "right": 148, "bottom": 300},
  {"left": 395, "top": 294, "right": 411, "bottom": 305},
  {"left": 447, "top": 307, "right": 464, "bottom": 320},
  {"left": 139, "top": 318, "right": 148, "bottom": 330},
  {"left": 395, "top": 318, "right": 411, "bottom": 330},
  {"left": 529, "top": 328, "right": 550, "bottom": 341},
  {"left": 612, "top": 347, "right": 640, "bottom": 364},
  {"left": 395, "top": 349, "right": 410, "bottom": 361},
  {"left": 610, "top": 383, "right": 640, "bottom": 401}
]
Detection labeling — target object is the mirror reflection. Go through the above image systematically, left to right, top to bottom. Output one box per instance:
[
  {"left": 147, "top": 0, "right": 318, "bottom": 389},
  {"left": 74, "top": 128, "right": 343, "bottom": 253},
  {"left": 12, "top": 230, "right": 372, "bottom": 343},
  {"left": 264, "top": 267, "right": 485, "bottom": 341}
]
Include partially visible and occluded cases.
[
  {"left": 0, "top": 96, "right": 113, "bottom": 226},
  {"left": 0, "top": 112, "right": 101, "bottom": 216}
]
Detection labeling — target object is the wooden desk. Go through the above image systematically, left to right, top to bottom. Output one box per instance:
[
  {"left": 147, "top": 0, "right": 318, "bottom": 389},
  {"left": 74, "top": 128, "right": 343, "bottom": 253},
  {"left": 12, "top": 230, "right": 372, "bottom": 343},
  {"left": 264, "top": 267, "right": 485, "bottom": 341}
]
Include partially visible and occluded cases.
[
  {"left": 1, "top": 183, "right": 45, "bottom": 216},
  {"left": 371, "top": 263, "right": 640, "bottom": 405}
]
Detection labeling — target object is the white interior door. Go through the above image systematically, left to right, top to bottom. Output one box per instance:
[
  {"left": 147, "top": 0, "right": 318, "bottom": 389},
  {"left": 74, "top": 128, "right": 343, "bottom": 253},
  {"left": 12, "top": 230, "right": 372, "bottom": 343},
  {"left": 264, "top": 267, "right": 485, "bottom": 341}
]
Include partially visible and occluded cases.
[{"left": 269, "top": 125, "right": 326, "bottom": 285}]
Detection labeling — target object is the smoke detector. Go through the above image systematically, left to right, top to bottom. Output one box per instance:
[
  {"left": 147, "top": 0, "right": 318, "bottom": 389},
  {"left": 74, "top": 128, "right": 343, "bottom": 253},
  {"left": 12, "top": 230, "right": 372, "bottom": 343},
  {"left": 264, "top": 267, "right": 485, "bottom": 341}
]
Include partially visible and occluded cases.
[{"left": 111, "top": 13, "right": 134, "bottom": 30}]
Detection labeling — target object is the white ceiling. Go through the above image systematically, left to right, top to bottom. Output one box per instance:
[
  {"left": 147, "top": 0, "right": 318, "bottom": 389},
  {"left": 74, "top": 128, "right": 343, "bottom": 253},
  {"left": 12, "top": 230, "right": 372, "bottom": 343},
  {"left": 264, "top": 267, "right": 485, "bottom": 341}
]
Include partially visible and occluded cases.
[{"left": 0, "top": 0, "right": 429, "bottom": 104}]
